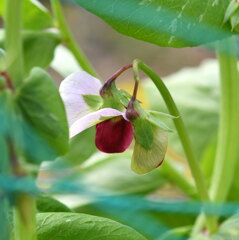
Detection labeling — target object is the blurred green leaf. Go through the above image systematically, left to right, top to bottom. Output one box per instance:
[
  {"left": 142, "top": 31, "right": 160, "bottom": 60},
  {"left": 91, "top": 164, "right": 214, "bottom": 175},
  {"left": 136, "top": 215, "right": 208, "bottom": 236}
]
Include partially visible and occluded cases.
[
  {"left": 0, "top": 0, "right": 53, "bottom": 30},
  {"left": 22, "top": 0, "right": 53, "bottom": 30},
  {"left": 75, "top": 0, "right": 231, "bottom": 47},
  {"left": 0, "top": 30, "right": 61, "bottom": 75},
  {"left": 22, "top": 31, "right": 61, "bottom": 75},
  {"left": 16, "top": 67, "right": 69, "bottom": 164},
  {"left": 0, "top": 90, "right": 12, "bottom": 137},
  {"left": 64, "top": 127, "right": 97, "bottom": 166},
  {"left": 0, "top": 135, "right": 9, "bottom": 174},
  {"left": 80, "top": 153, "right": 166, "bottom": 194},
  {"left": 37, "top": 195, "right": 72, "bottom": 213},
  {"left": 36, "top": 212, "right": 148, "bottom": 240},
  {"left": 157, "top": 226, "right": 190, "bottom": 240}
]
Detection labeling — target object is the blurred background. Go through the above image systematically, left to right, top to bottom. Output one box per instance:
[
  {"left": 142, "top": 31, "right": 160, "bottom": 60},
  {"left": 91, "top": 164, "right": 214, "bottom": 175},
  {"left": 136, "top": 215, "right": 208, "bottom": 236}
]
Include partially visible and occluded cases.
[{"left": 42, "top": 0, "right": 215, "bottom": 80}]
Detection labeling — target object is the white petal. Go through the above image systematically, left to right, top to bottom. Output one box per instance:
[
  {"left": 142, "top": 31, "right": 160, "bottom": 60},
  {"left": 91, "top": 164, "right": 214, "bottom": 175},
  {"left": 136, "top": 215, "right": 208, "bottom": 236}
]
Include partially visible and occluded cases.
[
  {"left": 59, "top": 71, "right": 102, "bottom": 125},
  {"left": 70, "top": 108, "right": 124, "bottom": 138}
]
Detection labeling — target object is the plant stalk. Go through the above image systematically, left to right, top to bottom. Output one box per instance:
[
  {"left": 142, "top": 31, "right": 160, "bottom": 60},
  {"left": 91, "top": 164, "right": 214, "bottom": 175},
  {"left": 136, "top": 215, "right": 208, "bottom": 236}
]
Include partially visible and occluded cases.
[
  {"left": 5, "top": 0, "right": 24, "bottom": 87},
  {"left": 51, "top": 0, "right": 99, "bottom": 77},
  {"left": 191, "top": 36, "right": 239, "bottom": 236},
  {"left": 210, "top": 36, "right": 239, "bottom": 202},
  {"left": 136, "top": 60, "right": 217, "bottom": 233},
  {"left": 9, "top": 141, "right": 37, "bottom": 240}
]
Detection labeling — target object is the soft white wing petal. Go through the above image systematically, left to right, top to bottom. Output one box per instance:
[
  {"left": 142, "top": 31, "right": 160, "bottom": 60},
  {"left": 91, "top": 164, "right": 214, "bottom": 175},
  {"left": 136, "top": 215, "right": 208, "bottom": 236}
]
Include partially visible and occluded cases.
[
  {"left": 59, "top": 71, "right": 102, "bottom": 125},
  {"left": 70, "top": 108, "right": 124, "bottom": 138}
]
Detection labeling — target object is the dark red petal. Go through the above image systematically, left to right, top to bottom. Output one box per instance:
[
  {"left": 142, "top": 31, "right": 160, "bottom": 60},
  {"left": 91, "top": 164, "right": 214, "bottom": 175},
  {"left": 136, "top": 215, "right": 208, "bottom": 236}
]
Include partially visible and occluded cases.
[{"left": 95, "top": 116, "right": 134, "bottom": 153}]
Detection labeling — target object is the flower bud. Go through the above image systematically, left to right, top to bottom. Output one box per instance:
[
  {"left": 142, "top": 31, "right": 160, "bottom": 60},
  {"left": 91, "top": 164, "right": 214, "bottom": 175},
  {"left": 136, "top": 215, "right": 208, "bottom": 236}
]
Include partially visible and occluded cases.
[{"left": 95, "top": 116, "right": 134, "bottom": 153}]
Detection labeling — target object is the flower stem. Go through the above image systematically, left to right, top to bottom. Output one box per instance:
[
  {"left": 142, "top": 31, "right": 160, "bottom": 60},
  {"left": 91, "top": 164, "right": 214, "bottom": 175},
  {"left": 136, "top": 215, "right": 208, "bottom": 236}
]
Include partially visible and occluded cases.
[
  {"left": 5, "top": 0, "right": 24, "bottom": 87},
  {"left": 50, "top": 0, "right": 99, "bottom": 77},
  {"left": 210, "top": 36, "right": 239, "bottom": 202},
  {"left": 136, "top": 60, "right": 217, "bottom": 233}
]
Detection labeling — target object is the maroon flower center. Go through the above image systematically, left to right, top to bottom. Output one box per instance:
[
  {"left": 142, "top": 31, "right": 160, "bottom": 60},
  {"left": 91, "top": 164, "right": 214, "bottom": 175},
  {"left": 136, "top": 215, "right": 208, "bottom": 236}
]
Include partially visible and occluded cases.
[{"left": 95, "top": 116, "right": 134, "bottom": 153}]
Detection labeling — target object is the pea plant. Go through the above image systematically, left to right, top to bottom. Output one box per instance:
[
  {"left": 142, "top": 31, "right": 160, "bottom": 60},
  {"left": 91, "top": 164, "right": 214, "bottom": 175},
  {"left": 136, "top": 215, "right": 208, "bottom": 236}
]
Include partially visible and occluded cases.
[{"left": 0, "top": 0, "right": 239, "bottom": 239}]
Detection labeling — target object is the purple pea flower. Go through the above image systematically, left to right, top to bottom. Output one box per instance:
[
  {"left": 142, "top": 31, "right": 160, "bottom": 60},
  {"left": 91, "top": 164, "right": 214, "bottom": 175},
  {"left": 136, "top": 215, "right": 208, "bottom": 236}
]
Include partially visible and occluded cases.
[
  {"left": 60, "top": 71, "right": 168, "bottom": 174},
  {"left": 60, "top": 71, "right": 134, "bottom": 153}
]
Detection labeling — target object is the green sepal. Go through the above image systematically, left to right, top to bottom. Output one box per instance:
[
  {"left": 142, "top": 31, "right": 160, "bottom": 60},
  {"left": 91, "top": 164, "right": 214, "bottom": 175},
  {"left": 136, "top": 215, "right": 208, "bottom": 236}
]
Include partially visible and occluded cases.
[
  {"left": 16, "top": 67, "right": 69, "bottom": 164},
  {"left": 101, "top": 83, "right": 125, "bottom": 111},
  {"left": 118, "top": 89, "right": 133, "bottom": 107},
  {"left": 82, "top": 94, "right": 103, "bottom": 110},
  {"left": 147, "top": 110, "right": 176, "bottom": 132},
  {"left": 147, "top": 110, "right": 177, "bottom": 119},
  {"left": 132, "top": 117, "right": 154, "bottom": 150},
  {"left": 131, "top": 127, "right": 168, "bottom": 175}
]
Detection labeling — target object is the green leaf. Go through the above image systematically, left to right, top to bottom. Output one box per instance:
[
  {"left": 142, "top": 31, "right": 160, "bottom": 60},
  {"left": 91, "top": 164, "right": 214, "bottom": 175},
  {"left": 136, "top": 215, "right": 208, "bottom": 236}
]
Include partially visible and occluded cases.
[
  {"left": 0, "top": 0, "right": 53, "bottom": 30},
  {"left": 75, "top": 0, "right": 232, "bottom": 47},
  {"left": 0, "top": 30, "right": 61, "bottom": 75},
  {"left": 16, "top": 67, "right": 69, "bottom": 164},
  {"left": 82, "top": 94, "right": 103, "bottom": 109},
  {"left": 37, "top": 195, "right": 72, "bottom": 213},
  {"left": 36, "top": 212, "right": 148, "bottom": 240}
]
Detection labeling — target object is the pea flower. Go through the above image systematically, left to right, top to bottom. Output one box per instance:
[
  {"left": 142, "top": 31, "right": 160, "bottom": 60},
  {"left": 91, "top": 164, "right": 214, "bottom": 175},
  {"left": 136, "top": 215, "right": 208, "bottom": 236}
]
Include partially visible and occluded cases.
[{"left": 60, "top": 70, "right": 169, "bottom": 174}]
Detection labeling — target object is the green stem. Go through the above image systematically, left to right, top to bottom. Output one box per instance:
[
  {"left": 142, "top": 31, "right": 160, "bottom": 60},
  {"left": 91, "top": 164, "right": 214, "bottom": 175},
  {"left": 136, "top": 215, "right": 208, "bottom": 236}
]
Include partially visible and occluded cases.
[
  {"left": 5, "top": 0, "right": 24, "bottom": 87},
  {"left": 51, "top": 0, "right": 99, "bottom": 77},
  {"left": 210, "top": 36, "right": 239, "bottom": 202},
  {"left": 191, "top": 37, "right": 239, "bottom": 236},
  {"left": 136, "top": 60, "right": 217, "bottom": 233},
  {"left": 8, "top": 141, "right": 37, "bottom": 240},
  {"left": 161, "top": 160, "right": 198, "bottom": 199},
  {"left": 14, "top": 196, "right": 37, "bottom": 240}
]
